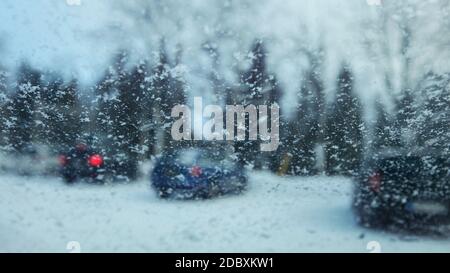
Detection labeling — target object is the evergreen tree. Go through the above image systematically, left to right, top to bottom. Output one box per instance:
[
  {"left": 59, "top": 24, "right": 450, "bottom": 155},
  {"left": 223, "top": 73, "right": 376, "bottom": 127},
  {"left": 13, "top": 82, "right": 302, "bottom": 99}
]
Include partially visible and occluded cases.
[
  {"left": 237, "top": 39, "right": 281, "bottom": 169},
  {"left": 149, "top": 40, "right": 187, "bottom": 153},
  {"left": 240, "top": 40, "right": 267, "bottom": 105},
  {"left": 150, "top": 41, "right": 172, "bottom": 153},
  {"left": 203, "top": 42, "right": 227, "bottom": 105},
  {"left": 168, "top": 47, "right": 188, "bottom": 151},
  {"left": 95, "top": 51, "right": 128, "bottom": 164},
  {"left": 138, "top": 59, "right": 156, "bottom": 159},
  {"left": 111, "top": 61, "right": 147, "bottom": 180},
  {"left": 9, "top": 63, "right": 41, "bottom": 152},
  {"left": 325, "top": 65, "right": 364, "bottom": 176},
  {"left": 0, "top": 67, "right": 10, "bottom": 149},
  {"left": 279, "top": 67, "right": 325, "bottom": 176},
  {"left": 28, "top": 73, "right": 82, "bottom": 153},
  {"left": 34, "top": 73, "right": 60, "bottom": 149},
  {"left": 416, "top": 73, "right": 450, "bottom": 151},
  {"left": 57, "top": 79, "right": 82, "bottom": 150},
  {"left": 288, "top": 80, "right": 319, "bottom": 175},
  {"left": 392, "top": 89, "right": 417, "bottom": 147},
  {"left": 372, "top": 98, "right": 397, "bottom": 150}
]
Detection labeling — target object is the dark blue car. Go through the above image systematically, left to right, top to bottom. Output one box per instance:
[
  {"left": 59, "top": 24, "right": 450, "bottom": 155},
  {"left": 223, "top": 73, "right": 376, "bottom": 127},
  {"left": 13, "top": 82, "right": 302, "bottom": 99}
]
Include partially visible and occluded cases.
[{"left": 151, "top": 145, "right": 248, "bottom": 199}]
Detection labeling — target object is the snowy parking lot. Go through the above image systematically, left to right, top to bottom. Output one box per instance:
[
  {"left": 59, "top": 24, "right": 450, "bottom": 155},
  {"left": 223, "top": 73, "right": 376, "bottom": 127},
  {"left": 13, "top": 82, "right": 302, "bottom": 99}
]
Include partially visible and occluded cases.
[{"left": 1, "top": 172, "right": 449, "bottom": 253}]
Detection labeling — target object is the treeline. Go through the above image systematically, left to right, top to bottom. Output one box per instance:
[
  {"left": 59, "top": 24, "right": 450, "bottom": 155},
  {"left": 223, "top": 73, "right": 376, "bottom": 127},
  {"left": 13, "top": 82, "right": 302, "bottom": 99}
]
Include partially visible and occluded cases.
[{"left": 1, "top": 40, "right": 449, "bottom": 179}]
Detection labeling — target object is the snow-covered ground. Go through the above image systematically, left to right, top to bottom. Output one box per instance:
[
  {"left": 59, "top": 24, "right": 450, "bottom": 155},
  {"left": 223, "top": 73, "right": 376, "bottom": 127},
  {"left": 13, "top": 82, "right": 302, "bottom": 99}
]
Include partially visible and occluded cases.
[{"left": 0, "top": 171, "right": 449, "bottom": 253}]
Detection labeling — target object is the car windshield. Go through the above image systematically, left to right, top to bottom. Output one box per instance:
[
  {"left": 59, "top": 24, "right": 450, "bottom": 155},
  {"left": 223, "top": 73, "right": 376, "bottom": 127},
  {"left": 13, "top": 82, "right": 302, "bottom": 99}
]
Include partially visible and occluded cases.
[{"left": 2, "top": 0, "right": 450, "bottom": 254}]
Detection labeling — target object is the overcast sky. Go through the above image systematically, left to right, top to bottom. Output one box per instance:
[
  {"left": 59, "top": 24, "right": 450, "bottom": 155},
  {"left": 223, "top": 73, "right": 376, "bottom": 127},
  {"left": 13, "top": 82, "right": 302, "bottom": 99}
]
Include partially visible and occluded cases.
[
  {"left": 0, "top": 0, "right": 117, "bottom": 83},
  {"left": 1, "top": 0, "right": 445, "bottom": 117}
]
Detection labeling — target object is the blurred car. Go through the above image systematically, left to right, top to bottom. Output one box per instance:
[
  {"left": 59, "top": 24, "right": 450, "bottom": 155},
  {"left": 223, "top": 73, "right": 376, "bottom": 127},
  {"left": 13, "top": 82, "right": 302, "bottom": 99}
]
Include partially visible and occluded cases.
[
  {"left": 354, "top": 73, "right": 450, "bottom": 232},
  {"left": 58, "top": 142, "right": 106, "bottom": 183},
  {"left": 0, "top": 144, "right": 59, "bottom": 176},
  {"left": 151, "top": 144, "right": 248, "bottom": 199},
  {"left": 352, "top": 148, "right": 450, "bottom": 231}
]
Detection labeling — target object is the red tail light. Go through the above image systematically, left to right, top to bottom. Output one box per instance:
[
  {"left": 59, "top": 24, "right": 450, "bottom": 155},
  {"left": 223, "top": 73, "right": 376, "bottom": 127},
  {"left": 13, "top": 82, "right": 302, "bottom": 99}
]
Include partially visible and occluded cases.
[
  {"left": 88, "top": 154, "right": 103, "bottom": 168},
  {"left": 58, "top": 155, "right": 68, "bottom": 166},
  {"left": 190, "top": 166, "right": 203, "bottom": 177},
  {"left": 368, "top": 172, "right": 382, "bottom": 193}
]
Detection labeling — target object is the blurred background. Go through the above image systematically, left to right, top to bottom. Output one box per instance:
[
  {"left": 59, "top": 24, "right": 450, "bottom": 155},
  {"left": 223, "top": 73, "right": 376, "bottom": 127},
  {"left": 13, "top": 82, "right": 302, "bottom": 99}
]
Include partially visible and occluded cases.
[{"left": 0, "top": 0, "right": 449, "bottom": 179}]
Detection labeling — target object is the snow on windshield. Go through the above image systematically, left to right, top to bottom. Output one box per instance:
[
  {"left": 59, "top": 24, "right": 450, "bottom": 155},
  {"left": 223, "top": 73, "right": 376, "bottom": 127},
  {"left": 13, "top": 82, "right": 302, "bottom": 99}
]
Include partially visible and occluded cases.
[{"left": 0, "top": 0, "right": 450, "bottom": 253}]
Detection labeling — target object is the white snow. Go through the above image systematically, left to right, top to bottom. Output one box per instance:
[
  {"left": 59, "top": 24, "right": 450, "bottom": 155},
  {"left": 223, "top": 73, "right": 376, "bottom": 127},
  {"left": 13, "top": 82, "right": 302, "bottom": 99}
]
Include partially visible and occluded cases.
[{"left": 0, "top": 172, "right": 449, "bottom": 253}]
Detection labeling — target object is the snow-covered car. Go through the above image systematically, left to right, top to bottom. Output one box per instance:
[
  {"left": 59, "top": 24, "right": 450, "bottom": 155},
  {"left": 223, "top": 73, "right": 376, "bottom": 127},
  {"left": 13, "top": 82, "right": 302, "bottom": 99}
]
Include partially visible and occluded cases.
[
  {"left": 353, "top": 73, "right": 450, "bottom": 232},
  {"left": 58, "top": 143, "right": 106, "bottom": 183},
  {"left": 0, "top": 144, "right": 59, "bottom": 176},
  {"left": 151, "top": 144, "right": 248, "bottom": 199},
  {"left": 353, "top": 148, "right": 450, "bottom": 231}
]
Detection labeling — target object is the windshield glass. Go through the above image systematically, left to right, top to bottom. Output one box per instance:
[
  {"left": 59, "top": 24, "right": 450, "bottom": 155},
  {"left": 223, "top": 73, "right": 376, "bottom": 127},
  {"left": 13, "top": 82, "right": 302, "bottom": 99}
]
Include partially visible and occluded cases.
[{"left": 1, "top": 0, "right": 450, "bottom": 254}]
